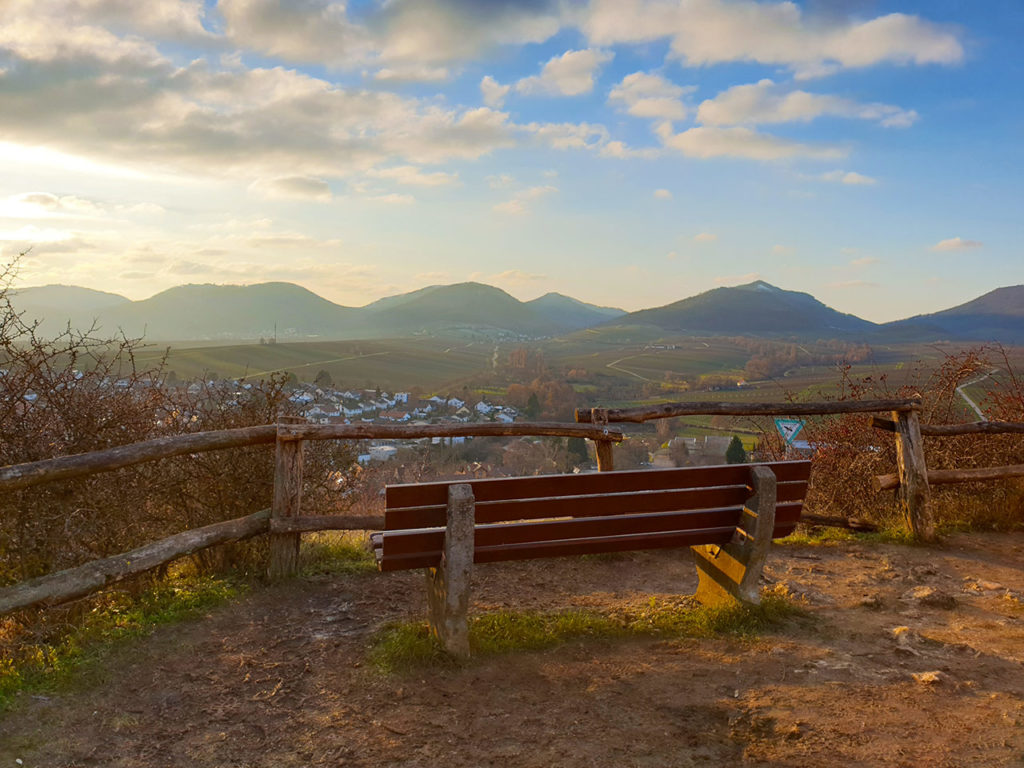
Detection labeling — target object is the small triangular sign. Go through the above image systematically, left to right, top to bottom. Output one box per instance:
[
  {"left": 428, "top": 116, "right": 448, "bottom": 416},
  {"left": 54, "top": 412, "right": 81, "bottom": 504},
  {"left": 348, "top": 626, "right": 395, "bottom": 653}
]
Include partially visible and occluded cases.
[{"left": 774, "top": 418, "right": 805, "bottom": 445}]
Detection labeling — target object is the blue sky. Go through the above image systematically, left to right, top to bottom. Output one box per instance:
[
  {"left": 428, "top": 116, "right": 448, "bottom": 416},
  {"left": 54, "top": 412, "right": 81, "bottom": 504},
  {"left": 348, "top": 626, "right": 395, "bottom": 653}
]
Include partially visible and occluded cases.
[{"left": 0, "top": 0, "right": 1020, "bottom": 322}]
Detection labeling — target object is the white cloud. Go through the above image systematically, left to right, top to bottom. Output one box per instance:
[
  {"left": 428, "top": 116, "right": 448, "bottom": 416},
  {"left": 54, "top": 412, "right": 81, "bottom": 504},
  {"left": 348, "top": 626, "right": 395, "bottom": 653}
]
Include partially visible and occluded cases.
[
  {"left": 0, "top": 0, "right": 210, "bottom": 49},
  {"left": 220, "top": 0, "right": 371, "bottom": 68},
  {"left": 377, "top": 0, "right": 562, "bottom": 66},
  {"left": 580, "top": 0, "right": 963, "bottom": 78},
  {"left": 0, "top": 28, "right": 519, "bottom": 183},
  {"left": 515, "top": 48, "right": 614, "bottom": 97},
  {"left": 373, "top": 64, "right": 450, "bottom": 83},
  {"left": 608, "top": 72, "right": 691, "bottom": 120},
  {"left": 480, "top": 75, "right": 511, "bottom": 107},
  {"left": 697, "top": 79, "right": 917, "bottom": 128},
  {"left": 524, "top": 122, "right": 609, "bottom": 151},
  {"left": 657, "top": 124, "right": 845, "bottom": 161},
  {"left": 598, "top": 140, "right": 660, "bottom": 159},
  {"left": 367, "top": 165, "right": 459, "bottom": 187},
  {"left": 821, "top": 170, "right": 877, "bottom": 185},
  {"left": 486, "top": 174, "right": 516, "bottom": 189},
  {"left": 250, "top": 176, "right": 333, "bottom": 201},
  {"left": 493, "top": 185, "right": 557, "bottom": 215},
  {"left": 653, "top": 189, "right": 672, "bottom": 200},
  {"left": 0, "top": 192, "right": 102, "bottom": 219},
  {"left": 369, "top": 193, "right": 415, "bottom": 205},
  {"left": 693, "top": 232, "right": 717, "bottom": 242},
  {"left": 932, "top": 237, "right": 983, "bottom": 251},
  {"left": 771, "top": 244, "right": 793, "bottom": 255},
  {"left": 850, "top": 256, "right": 880, "bottom": 266},
  {"left": 491, "top": 269, "right": 547, "bottom": 283}
]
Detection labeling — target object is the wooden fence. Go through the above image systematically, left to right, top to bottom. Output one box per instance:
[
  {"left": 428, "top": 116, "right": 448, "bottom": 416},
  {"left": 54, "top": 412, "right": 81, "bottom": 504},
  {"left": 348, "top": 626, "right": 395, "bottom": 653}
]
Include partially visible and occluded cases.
[
  {"left": 4, "top": 394, "right": 1019, "bottom": 617},
  {"left": 576, "top": 397, "right": 1024, "bottom": 544},
  {"left": 870, "top": 417, "right": 1024, "bottom": 530},
  {"left": 0, "top": 420, "right": 623, "bottom": 615}
]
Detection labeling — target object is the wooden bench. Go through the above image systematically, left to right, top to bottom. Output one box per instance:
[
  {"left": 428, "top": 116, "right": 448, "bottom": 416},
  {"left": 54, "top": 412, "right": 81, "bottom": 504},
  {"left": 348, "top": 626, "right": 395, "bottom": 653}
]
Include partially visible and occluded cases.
[{"left": 370, "top": 460, "right": 812, "bottom": 655}]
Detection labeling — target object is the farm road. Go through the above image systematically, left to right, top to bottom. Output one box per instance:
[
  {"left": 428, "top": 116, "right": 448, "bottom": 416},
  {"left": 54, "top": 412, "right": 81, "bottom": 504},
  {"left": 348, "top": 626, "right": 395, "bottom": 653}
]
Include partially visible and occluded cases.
[{"left": 239, "top": 351, "right": 390, "bottom": 380}]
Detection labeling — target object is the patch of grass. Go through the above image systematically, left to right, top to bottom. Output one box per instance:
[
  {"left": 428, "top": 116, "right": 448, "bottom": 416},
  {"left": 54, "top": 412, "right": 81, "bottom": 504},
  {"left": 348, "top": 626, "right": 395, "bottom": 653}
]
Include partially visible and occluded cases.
[
  {"left": 778, "top": 526, "right": 916, "bottom": 547},
  {"left": 301, "top": 532, "right": 377, "bottom": 576},
  {"left": 0, "top": 571, "right": 242, "bottom": 711},
  {"left": 368, "top": 584, "right": 805, "bottom": 673},
  {"left": 368, "top": 623, "right": 452, "bottom": 674}
]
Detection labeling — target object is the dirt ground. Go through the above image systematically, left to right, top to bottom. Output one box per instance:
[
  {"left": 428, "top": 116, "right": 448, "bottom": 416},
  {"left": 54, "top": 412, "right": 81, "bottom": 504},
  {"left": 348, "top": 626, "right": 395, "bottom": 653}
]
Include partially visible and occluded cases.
[{"left": 2, "top": 532, "right": 1023, "bottom": 767}]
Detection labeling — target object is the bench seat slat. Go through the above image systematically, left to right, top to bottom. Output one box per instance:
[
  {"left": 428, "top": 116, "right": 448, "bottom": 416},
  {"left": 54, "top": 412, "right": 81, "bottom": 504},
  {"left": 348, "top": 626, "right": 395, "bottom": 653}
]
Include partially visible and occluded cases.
[
  {"left": 385, "top": 460, "right": 811, "bottom": 510},
  {"left": 385, "top": 479, "right": 808, "bottom": 530},
  {"left": 377, "top": 501, "right": 803, "bottom": 559},
  {"left": 374, "top": 520, "right": 801, "bottom": 570},
  {"left": 378, "top": 525, "right": 744, "bottom": 571}
]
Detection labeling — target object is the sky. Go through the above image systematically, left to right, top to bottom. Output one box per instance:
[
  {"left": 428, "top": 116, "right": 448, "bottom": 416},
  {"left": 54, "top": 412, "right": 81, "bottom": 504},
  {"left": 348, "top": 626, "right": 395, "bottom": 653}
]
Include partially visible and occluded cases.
[{"left": 0, "top": 0, "right": 1021, "bottom": 323}]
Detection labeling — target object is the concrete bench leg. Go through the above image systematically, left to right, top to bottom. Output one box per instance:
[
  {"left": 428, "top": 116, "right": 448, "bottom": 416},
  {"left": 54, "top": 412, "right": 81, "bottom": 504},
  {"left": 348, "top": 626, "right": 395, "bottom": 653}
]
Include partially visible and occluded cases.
[
  {"left": 691, "top": 466, "right": 777, "bottom": 607},
  {"left": 425, "top": 483, "right": 475, "bottom": 657}
]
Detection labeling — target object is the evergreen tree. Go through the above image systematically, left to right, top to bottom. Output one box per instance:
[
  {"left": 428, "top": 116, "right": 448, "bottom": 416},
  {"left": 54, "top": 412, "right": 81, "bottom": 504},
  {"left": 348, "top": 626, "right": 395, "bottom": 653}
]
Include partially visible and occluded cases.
[
  {"left": 525, "top": 392, "right": 541, "bottom": 419},
  {"left": 725, "top": 435, "right": 747, "bottom": 464},
  {"left": 567, "top": 437, "right": 589, "bottom": 465}
]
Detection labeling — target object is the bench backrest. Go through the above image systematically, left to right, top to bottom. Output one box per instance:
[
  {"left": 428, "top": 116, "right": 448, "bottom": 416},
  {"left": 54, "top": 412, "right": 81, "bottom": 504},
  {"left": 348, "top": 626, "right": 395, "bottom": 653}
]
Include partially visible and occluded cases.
[{"left": 374, "top": 460, "right": 811, "bottom": 571}]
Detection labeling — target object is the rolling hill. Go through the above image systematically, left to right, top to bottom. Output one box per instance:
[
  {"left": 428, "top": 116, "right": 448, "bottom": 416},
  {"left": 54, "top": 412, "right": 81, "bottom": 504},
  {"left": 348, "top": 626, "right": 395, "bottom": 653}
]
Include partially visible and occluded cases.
[
  {"left": 8, "top": 278, "right": 1023, "bottom": 344},
  {"left": 619, "top": 281, "right": 878, "bottom": 336},
  {"left": 96, "top": 283, "right": 361, "bottom": 340},
  {"left": 8, "top": 284, "right": 131, "bottom": 335},
  {"left": 883, "top": 285, "right": 1024, "bottom": 343}
]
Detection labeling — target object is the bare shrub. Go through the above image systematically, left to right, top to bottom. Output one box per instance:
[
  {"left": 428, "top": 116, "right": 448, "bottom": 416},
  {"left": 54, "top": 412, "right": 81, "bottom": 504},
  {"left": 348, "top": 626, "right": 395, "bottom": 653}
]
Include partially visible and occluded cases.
[
  {"left": 0, "top": 257, "right": 355, "bottom": 586},
  {"left": 790, "top": 348, "right": 1024, "bottom": 532}
]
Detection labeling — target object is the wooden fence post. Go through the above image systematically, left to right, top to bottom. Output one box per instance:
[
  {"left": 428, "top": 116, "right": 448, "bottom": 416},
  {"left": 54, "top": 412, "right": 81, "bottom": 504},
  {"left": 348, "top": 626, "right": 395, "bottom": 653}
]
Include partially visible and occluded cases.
[
  {"left": 590, "top": 408, "right": 615, "bottom": 472},
  {"left": 892, "top": 408, "right": 936, "bottom": 542},
  {"left": 268, "top": 415, "right": 306, "bottom": 579}
]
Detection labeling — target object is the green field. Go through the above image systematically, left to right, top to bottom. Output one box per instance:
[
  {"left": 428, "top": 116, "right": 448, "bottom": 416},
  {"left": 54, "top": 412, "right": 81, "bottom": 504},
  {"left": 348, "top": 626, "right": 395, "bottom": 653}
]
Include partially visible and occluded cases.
[
  {"left": 138, "top": 331, "right": 1022, "bottom": 418},
  {"left": 134, "top": 338, "right": 495, "bottom": 393}
]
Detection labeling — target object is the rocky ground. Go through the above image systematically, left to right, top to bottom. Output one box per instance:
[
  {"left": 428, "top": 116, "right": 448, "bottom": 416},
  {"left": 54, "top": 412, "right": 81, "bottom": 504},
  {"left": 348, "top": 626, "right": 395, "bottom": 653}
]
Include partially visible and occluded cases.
[{"left": 2, "top": 532, "right": 1023, "bottom": 767}]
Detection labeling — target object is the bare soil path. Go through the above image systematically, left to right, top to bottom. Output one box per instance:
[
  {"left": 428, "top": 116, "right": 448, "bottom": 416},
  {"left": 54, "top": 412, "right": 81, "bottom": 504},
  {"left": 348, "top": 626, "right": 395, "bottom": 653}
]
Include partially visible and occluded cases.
[{"left": 2, "top": 533, "right": 1023, "bottom": 767}]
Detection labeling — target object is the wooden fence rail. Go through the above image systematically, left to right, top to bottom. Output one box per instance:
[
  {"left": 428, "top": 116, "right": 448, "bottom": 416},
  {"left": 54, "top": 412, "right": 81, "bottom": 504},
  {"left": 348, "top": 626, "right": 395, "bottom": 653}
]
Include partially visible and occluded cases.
[
  {"left": 575, "top": 398, "right": 920, "bottom": 424},
  {"left": 577, "top": 398, "right": 937, "bottom": 541},
  {"left": 871, "top": 416, "right": 1024, "bottom": 541},
  {"left": 871, "top": 417, "right": 1024, "bottom": 436},
  {"left": 0, "top": 419, "right": 624, "bottom": 615},
  {"left": 0, "top": 421, "right": 623, "bottom": 494},
  {"left": 0, "top": 425, "right": 278, "bottom": 493},
  {"left": 874, "top": 464, "right": 1024, "bottom": 491}
]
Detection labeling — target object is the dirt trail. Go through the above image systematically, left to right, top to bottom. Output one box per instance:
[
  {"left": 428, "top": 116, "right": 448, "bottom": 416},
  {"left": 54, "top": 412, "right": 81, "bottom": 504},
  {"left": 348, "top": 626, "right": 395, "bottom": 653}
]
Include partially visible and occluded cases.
[{"left": 2, "top": 533, "right": 1023, "bottom": 767}]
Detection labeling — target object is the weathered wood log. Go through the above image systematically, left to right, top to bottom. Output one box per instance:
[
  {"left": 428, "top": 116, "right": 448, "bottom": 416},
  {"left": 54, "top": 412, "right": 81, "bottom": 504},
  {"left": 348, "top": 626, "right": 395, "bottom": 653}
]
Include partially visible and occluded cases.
[
  {"left": 575, "top": 398, "right": 921, "bottom": 424},
  {"left": 589, "top": 408, "right": 615, "bottom": 472},
  {"left": 891, "top": 410, "right": 935, "bottom": 542},
  {"left": 872, "top": 417, "right": 1024, "bottom": 436},
  {"left": 268, "top": 418, "right": 305, "bottom": 580},
  {"left": 0, "top": 422, "right": 622, "bottom": 495},
  {"left": 278, "top": 422, "right": 624, "bottom": 441},
  {"left": 0, "top": 425, "right": 277, "bottom": 493},
  {"left": 594, "top": 440, "right": 615, "bottom": 471},
  {"left": 875, "top": 463, "right": 1024, "bottom": 491},
  {"left": 426, "top": 484, "right": 475, "bottom": 657},
  {"left": 0, "top": 509, "right": 271, "bottom": 616},
  {"left": 269, "top": 515, "right": 385, "bottom": 533}
]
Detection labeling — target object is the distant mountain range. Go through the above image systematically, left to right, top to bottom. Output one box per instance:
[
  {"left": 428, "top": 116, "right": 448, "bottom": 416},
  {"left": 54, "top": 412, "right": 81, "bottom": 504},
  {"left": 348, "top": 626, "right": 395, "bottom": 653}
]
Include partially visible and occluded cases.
[
  {"left": 7, "top": 279, "right": 1024, "bottom": 344},
  {"left": 622, "top": 281, "right": 876, "bottom": 336}
]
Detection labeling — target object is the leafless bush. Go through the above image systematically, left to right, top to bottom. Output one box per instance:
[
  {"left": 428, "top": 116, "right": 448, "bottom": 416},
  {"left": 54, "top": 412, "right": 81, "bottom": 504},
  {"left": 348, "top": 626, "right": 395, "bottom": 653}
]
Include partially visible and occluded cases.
[
  {"left": 0, "top": 257, "right": 355, "bottom": 586},
  {"left": 791, "top": 348, "right": 1024, "bottom": 531}
]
